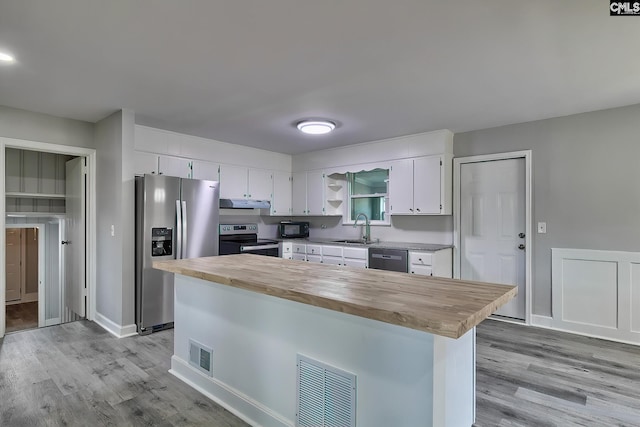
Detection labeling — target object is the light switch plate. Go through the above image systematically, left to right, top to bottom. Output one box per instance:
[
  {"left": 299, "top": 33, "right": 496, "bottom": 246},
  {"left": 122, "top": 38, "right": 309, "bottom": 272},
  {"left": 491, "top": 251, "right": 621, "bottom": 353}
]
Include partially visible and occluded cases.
[{"left": 537, "top": 222, "right": 547, "bottom": 234}]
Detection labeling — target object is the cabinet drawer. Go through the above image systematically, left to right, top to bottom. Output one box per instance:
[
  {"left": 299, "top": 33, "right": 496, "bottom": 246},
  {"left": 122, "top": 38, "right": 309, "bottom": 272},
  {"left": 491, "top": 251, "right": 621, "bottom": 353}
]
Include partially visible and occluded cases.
[
  {"left": 281, "top": 242, "right": 292, "bottom": 254},
  {"left": 293, "top": 243, "right": 306, "bottom": 254},
  {"left": 306, "top": 244, "right": 322, "bottom": 255},
  {"left": 322, "top": 245, "right": 343, "bottom": 257},
  {"left": 343, "top": 247, "right": 368, "bottom": 260},
  {"left": 409, "top": 252, "right": 433, "bottom": 266},
  {"left": 307, "top": 254, "right": 322, "bottom": 263},
  {"left": 322, "top": 255, "right": 342, "bottom": 266},
  {"left": 343, "top": 258, "right": 367, "bottom": 269},
  {"left": 410, "top": 265, "right": 433, "bottom": 276}
]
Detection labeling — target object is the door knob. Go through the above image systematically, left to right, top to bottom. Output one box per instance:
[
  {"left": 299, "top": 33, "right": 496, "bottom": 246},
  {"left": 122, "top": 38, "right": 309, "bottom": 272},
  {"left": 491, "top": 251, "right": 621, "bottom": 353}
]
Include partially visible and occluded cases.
[
  {"left": 519, "top": 233, "right": 525, "bottom": 238},
  {"left": 518, "top": 244, "right": 525, "bottom": 250}
]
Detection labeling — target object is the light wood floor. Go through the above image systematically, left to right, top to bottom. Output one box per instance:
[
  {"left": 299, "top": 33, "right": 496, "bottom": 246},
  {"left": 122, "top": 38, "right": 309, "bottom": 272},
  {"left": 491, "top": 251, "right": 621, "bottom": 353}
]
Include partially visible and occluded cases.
[
  {"left": 2, "top": 319, "right": 640, "bottom": 426},
  {"left": 475, "top": 319, "right": 640, "bottom": 427}
]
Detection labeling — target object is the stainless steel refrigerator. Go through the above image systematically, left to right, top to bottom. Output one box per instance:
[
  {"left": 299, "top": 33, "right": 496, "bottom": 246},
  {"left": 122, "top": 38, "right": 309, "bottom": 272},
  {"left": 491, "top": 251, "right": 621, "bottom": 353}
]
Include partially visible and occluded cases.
[{"left": 135, "top": 174, "right": 220, "bottom": 334}]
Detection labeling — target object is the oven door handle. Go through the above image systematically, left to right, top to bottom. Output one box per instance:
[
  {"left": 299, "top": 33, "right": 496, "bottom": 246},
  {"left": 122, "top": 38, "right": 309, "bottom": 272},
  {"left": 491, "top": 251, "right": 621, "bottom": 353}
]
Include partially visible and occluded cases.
[{"left": 240, "top": 244, "right": 280, "bottom": 252}]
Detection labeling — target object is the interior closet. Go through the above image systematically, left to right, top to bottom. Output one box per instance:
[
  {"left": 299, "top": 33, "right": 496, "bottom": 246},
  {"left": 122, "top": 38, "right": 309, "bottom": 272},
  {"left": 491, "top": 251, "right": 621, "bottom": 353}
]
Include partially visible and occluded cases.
[{"left": 4, "top": 148, "right": 78, "bottom": 332}]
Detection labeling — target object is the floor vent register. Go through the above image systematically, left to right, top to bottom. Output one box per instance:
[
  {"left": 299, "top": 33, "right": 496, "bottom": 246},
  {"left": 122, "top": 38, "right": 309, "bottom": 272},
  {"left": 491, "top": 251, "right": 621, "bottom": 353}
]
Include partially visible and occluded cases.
[{"left": 189, "top": 339, "right": 213, "bottom": 377}]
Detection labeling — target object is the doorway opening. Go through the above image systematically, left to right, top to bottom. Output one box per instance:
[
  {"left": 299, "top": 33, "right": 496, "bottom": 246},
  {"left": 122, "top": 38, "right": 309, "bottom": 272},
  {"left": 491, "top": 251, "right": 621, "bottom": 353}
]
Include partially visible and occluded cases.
[
  {"left": 0, "top": 137, "right": 97, "bottom": 338},
  {"left": 5, "top": 226, "right": 42, "bottom": 333}
]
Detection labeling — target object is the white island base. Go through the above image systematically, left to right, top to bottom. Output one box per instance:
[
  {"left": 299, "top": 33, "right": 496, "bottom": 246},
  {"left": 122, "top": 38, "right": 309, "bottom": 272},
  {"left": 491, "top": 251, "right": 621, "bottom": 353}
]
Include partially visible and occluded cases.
[{"left": 169, "top": 274, "right": 475, "bottom": 427}]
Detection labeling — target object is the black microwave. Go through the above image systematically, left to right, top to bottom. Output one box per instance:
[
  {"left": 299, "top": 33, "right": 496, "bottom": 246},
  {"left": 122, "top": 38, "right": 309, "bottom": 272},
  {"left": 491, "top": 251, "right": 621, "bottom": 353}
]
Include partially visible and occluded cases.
[{"left": 278, "top": 221, "right": 309, "bottom": 238}]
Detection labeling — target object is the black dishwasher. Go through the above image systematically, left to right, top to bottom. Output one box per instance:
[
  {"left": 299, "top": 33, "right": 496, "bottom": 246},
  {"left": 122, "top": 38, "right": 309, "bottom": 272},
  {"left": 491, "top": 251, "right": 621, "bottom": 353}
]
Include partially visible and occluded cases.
[{"left": 368, "top": 248, "right": 408, "bottom": 273}]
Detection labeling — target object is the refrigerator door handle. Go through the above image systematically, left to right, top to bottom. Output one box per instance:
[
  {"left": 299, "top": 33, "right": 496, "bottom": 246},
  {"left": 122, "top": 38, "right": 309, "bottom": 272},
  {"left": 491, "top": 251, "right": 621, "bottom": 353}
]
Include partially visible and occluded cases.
[
  {"left": 175, "top": 199, "right": 182, "bottom": 259},
  {"left": 181, "top": 200, "right": 188, "bottom": 258}
]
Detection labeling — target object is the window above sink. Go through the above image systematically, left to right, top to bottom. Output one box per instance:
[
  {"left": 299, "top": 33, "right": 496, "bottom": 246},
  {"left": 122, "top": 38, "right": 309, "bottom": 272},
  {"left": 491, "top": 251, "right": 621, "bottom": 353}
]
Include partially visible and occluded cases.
[{"left": 347, "top": 168, "right": 390, "bottom": 225}]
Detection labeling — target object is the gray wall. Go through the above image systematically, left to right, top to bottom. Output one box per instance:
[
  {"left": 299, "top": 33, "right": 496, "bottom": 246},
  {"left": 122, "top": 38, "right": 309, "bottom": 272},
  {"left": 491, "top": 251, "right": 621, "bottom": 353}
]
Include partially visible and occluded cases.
[
  {"left": 454, "top": 103, "right": 640, "bottom": 317},
  {"left": 0, "top": 105, "right": 94, "bottom": 147},
  {"left": 94, "top": 109, "right": 135, "bottom": 327}
]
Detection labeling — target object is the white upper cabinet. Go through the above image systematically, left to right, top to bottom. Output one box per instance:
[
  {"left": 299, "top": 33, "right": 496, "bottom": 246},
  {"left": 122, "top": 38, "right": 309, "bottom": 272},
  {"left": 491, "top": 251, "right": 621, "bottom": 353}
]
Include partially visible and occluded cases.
[
  {"left": 133, "top": 151, "right": 160, "bottom": 176},
  {"left": 389, "top": 154, "right": 452, "bottom": 215},
  {"left": 158, "top": 155, "right": 192, "bottom": 179},
  {"left": 413, "top": 156, "right": 443, "bottom": 214},
  {"left": 388, "top": 159, "right": 414, "bottom": 214},
  {"left": 192, "top": 160, "right": 219, "bottom": 181},
  {"left": 219, "top": 164, "right": 249, "bottom": 199},
  {"left": 219, "top": 165, "right": 273, "bottom": 200},
  {"left": 248, "top": 169, "right": 273, "bottom": 201},
  {"left": 271, "top": 171, "right": 292, "bottom": 216},
  {"left": 292, "top": 171, "right": 325, "bottom": 215},
  {"left": 306, "top": 171, "right": 325, "bottom": 215},
  {"left": 292, "top": 172, "right": 308, "bottom": 215}
]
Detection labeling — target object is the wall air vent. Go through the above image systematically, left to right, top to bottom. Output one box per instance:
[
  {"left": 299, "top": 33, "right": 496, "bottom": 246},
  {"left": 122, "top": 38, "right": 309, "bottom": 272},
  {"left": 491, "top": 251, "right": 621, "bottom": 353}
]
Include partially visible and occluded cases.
[
  {"left": 189, "top": 339, "right": 213, "bottom": 377},
  {"left": 296, "top": 354, "right": 356, "bottom": 427}
]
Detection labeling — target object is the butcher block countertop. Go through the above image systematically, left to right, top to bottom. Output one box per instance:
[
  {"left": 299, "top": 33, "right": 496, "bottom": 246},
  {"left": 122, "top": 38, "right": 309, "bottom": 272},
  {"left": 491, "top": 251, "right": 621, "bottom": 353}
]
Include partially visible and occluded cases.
[{"left": 154, "top": 254, "right": 516, "bottom": 339}]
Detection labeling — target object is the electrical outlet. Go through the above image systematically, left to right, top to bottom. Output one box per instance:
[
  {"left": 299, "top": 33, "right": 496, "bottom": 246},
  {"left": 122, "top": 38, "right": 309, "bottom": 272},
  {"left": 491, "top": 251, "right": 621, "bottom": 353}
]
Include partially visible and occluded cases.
[{"left": 537, "top": 222, "right": 547, "bottom": 234}]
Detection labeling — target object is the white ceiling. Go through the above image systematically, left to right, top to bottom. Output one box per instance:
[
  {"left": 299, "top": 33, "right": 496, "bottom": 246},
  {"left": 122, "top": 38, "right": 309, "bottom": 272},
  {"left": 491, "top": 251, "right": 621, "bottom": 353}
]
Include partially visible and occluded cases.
[{"left": 1, "top": 0, "right": 639, "bottom": 154}]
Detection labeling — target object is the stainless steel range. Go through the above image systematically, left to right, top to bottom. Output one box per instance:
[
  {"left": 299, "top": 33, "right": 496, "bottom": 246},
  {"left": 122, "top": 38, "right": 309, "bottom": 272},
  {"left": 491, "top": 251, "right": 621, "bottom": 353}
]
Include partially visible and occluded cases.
[{"left": 219, "top": 223, "right": 280, "bottom": 257}]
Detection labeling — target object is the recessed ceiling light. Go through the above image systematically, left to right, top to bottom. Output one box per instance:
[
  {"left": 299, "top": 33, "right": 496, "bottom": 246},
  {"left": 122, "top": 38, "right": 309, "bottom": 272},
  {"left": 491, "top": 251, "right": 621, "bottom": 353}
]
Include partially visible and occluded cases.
[
  {"left": 0, "top": 52, "right": 15, "bottom": 63},
  {"left": 296, "top": 120, "right": 336, "bottom": 135}
]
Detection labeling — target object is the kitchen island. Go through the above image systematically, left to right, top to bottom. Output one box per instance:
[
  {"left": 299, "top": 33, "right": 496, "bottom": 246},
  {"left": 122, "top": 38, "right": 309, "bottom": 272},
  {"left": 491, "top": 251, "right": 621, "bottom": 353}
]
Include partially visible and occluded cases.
[{"left": 154, "top": 254, "right": 516, "bottom": 427}]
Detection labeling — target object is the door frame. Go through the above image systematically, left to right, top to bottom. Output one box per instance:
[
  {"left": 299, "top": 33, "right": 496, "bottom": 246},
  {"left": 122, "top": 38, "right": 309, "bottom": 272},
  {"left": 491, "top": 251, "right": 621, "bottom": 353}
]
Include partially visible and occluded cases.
[
  {"left": 0, "top": 137, "right": 97, "bottom": 338},
  {"left": 453, "top": 150, "right": 532, "bottom": 324},
  {"left": 5, "top": 224, "right": 46, "bottom": 327}
]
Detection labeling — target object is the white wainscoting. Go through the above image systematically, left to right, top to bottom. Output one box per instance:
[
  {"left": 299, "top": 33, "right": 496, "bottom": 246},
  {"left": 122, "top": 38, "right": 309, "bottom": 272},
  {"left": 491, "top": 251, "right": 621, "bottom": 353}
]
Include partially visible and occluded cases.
[{"left": 552, "top": 248, "right": 640, "bottom": 344}]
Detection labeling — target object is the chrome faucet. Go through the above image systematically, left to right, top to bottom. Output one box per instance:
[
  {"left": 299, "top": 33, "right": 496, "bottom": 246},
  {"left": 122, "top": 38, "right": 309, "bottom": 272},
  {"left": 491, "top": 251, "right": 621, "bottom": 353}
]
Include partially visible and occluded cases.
[{"left": 353, "top": 212, "right": 370, "bottom": 243}]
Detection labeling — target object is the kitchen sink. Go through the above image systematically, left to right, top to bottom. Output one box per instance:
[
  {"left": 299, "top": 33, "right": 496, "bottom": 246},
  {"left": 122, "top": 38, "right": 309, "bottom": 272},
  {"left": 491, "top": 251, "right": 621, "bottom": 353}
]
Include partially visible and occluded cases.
[{"left": 330, "top": 239, "right": 371, "bottom": 245}]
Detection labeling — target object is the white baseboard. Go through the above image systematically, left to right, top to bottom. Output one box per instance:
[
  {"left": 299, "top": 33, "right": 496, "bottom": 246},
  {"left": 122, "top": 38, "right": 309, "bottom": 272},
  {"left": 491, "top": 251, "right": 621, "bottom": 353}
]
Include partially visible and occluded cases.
[
  {"left": 94, "top": 311, "right": 138, "bottom": 338},
  {"left": 530, "top": 314, "right": 553, "bottom": 328},
  {"left": 170, "top": 355, "right": 292, "bottom": 427}
]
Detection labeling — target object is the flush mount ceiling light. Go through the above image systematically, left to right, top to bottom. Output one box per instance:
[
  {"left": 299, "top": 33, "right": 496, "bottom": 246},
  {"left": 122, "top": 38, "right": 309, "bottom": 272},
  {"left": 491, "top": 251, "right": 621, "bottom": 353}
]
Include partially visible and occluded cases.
[
  {"left": 0, "top": 51, "right": 15, "bottom": 63},
  {"left": 296, "top": 120, "right": 336, "bottom": 135}
]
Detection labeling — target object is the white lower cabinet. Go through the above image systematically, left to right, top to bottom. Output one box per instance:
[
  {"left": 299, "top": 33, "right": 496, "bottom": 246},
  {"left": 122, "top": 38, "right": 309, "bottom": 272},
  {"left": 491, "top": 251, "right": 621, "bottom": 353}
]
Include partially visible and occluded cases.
[
  {"left": 280, "top": 242, "right": 293, "bottom": 260},
  {"left": 342, "top": 247, "right": 368, "bottom": 269},
  {"left": 409, "top": 248, "right": 452, "bottom": 278},
  {"left": 292, "top": 253, "right": 306, "bottom": 261},
  {"left": 307, "top": 254, "right": 322, "bottom": 263}
]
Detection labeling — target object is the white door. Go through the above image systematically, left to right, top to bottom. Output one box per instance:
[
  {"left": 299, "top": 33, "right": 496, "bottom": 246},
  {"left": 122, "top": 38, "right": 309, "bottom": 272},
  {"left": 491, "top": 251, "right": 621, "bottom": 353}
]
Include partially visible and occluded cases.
[
  {"left": 64, "top": 157, "right": 86, "bottom": 318},
  {"left": 460, "top": 158, "right": 526, "bottom": 319},
  {"left": 5, "top": 228, "right": 22, "bottom": 302}
]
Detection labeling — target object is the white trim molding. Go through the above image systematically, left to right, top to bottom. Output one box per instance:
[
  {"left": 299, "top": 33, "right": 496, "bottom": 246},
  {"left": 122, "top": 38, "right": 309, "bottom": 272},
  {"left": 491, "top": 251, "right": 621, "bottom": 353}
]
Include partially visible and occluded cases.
[
  {"left": 0, "top": 137, "right": 97, "bottom": 338},
  {"left": 453, "top": 150, "right": 533, "bottom": 324},
  {"left": 551, "top": 248, "right": 640, "bottom": 345},
  {"left": 93, "top": 311, "right": 137, "bottom": 338},
  {"left": 170, "top": 356, "right": 293, "bottom": 427}
]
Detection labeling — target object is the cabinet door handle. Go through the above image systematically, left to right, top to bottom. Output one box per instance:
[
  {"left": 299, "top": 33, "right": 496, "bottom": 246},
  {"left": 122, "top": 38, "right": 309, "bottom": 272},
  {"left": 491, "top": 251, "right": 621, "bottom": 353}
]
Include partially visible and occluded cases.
[
  {"left": 409, "top": 208, "right": 414, "bottom": 212},
  {"left": 416, "top": 208, "right": 421, "bottom": 212},
  {"left": 518, "top": 244, "right": 526, "bottom": 250}
]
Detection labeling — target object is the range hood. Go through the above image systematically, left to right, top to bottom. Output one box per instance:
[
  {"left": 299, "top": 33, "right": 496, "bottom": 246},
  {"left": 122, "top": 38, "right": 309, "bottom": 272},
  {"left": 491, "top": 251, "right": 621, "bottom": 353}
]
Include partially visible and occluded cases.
[{"left": 219, "top": 198, "right": 271, "bottom": 209}]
